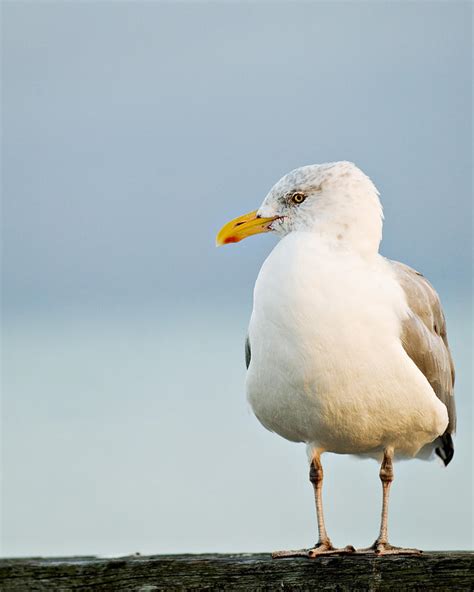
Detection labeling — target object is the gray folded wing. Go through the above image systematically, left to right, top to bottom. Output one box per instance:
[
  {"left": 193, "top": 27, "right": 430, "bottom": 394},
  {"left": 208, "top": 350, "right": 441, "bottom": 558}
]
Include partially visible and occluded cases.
[{"left": 390, "top": 260, "right": 456, "bottom": 464}]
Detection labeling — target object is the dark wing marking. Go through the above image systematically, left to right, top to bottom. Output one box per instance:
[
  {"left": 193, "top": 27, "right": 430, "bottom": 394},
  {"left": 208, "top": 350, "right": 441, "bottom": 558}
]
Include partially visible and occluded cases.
[
  {"left": 390, "top": 260, "right": 456, "bottom": 465},
  {"left": 245, "top": 335, "right": 251, "bottom": 370}
]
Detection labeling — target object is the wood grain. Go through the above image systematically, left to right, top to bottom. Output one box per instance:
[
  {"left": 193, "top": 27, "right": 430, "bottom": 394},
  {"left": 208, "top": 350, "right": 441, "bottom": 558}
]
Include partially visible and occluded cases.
[{"left": 1, "top": 552, "right": 473, "bottom": 591}]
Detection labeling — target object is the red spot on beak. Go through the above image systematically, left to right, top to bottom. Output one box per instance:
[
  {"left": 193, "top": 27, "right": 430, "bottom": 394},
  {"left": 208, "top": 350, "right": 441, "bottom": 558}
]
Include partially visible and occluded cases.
[{"left": 224, "top": 236, "right": 239, "bottom": 244}]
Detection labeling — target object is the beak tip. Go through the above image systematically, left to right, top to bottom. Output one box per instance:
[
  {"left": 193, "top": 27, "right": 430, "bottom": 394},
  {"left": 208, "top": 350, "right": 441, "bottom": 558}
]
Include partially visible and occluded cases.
[{"left": 216, "top": 232, "right": 241, "bottom": 246}]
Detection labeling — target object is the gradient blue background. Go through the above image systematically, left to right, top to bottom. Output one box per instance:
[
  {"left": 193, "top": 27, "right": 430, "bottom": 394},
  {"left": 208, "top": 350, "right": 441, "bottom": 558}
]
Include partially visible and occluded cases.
[{"left": 2, "top": 1, "right": 472, "bottom": 556}]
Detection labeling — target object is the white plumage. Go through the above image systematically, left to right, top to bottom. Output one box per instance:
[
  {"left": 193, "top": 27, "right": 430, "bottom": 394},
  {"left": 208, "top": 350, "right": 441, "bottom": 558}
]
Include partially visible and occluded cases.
[
  {"left": 217, "top": 161, "right": 455, "bottom": 556},
  {"left": 247, "top": 232, "right": 448, "bottom": 459}
]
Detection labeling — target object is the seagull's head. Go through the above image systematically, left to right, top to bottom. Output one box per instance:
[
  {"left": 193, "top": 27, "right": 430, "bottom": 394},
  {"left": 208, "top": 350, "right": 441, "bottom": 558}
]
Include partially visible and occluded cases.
[{"left": 216, "top": 161, "right": 383, "bottom": 254}]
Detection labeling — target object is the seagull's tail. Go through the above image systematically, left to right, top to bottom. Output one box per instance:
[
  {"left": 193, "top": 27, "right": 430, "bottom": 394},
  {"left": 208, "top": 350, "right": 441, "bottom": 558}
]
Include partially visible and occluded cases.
[{"left": 435, "top": 432, "right": 454, "bottom": 466}]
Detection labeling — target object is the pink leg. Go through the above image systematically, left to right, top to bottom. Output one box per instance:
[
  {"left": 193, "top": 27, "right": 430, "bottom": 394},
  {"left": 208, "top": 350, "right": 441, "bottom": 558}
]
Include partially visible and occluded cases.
[
  {"left": 357, "top": 448, "right": 421, "bottom": 555},
  {"left": 273, "top": 452, "right": 355, "bottom": 559}
]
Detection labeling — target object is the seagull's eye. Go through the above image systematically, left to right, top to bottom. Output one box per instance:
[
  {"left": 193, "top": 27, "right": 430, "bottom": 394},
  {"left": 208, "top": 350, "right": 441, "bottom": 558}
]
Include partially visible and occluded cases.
[{"left": 290, "top": 192, "right": 306, "bottom": 205}]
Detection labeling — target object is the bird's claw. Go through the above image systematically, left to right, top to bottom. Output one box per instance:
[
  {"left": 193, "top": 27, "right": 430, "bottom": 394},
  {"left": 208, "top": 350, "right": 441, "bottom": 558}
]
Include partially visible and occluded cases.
[
  {"left": 356, "top": 541, "right": 422, "bottom": 555},
  {"left": 272, "top": 544, "right": 356, "bottom": 559},
  {"left": 308, "top": 544, "right": 356, "bottom": 558}
]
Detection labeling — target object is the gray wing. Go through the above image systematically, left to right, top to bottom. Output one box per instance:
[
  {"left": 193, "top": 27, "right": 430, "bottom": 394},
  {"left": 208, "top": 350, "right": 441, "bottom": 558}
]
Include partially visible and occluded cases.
[{"left": 390, "top": 260, "right": 456, "bottom": 465}]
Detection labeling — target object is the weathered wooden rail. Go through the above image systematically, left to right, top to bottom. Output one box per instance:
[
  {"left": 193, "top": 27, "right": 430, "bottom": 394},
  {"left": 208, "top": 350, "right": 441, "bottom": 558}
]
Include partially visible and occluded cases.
[{"left": 0, "top": 552, "right": 472, "bottom": 591}]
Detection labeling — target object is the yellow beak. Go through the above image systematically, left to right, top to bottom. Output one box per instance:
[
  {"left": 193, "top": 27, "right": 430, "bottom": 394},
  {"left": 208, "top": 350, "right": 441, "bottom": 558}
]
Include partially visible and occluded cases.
[{"left": 216, "top": 210, "right": 279, "bottom": 246}]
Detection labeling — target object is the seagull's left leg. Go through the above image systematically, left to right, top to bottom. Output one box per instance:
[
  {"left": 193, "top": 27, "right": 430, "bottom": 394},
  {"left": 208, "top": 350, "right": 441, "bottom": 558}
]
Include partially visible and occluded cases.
[{"left": 357, "top": 447, "right": 421, "bottom": 555}]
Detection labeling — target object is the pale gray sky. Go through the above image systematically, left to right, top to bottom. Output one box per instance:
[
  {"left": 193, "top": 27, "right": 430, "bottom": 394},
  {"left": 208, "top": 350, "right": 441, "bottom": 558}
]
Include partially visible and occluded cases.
[{"left": 2, "top": 1, "right": 472, "bottom": 556}]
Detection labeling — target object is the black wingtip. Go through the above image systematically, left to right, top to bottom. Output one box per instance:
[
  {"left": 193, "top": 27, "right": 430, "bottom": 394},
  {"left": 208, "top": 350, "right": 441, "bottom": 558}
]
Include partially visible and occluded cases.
[
  {"left": 245, "top": 336, "right": 251, "bottom": 370},
  {"left": 435, "top": 433, "right": 454, "bottom": 466}
]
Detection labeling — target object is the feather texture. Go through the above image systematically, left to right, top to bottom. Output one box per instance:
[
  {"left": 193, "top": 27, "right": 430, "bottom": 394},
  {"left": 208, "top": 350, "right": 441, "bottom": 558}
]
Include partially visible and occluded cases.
[{"left": 390, "top": 261, "right": 455, "bottom": 464}]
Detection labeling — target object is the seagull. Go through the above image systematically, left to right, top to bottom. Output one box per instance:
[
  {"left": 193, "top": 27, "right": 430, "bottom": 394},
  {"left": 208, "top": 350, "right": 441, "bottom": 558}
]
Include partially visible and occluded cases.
[{"left": 216, "top": 161, "right": 455, "bottom": 557}]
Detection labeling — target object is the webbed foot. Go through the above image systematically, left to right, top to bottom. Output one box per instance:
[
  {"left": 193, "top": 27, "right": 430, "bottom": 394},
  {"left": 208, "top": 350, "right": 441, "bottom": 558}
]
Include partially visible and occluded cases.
[
  {"left": 356, "top": 541, "right": 421, "bottom": 555},
  {"left": 272, "top": 543, "right": 356, "bottom": 559}
]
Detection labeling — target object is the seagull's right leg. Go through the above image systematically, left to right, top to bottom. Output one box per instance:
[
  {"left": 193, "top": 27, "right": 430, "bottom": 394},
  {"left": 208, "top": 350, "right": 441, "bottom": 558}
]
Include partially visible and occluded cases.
[
  {"left": 272, "top": 451, "right": 355, "bottom": 559},
  {"left": 306, "top": 451, "right": 355, "bottom": 557},
  {"left": 308, "top": 451, "right": 333, "bottom": 554}
]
